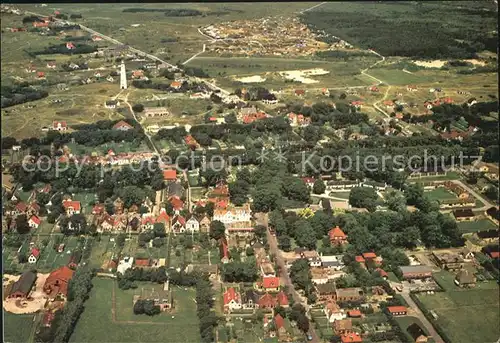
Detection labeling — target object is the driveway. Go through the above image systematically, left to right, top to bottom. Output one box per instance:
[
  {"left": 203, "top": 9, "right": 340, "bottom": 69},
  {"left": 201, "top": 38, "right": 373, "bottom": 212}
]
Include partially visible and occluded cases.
[{"left": 400, "top": 292, "right": 445, "bottom": 343}]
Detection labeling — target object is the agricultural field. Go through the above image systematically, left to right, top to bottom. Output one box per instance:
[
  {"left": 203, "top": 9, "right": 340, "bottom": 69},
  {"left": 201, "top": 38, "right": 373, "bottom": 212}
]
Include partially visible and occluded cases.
[
  {"left": 457, "top": 218, "right": 498, "bottom": 233},
  {"left": 70, "top": 277, "right": 200, "bottom": 343},
  {"left": 415, "top": 284, "right": 499, "bottom": 343},
  {"left": 3, "top": 311, "right": 36, "bottom": 343}
]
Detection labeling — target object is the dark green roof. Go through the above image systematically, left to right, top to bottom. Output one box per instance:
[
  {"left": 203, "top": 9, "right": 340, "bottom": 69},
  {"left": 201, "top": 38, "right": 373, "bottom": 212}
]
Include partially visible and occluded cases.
[{"left": 10, "top": 271, "right": 36, "bottom": 296}]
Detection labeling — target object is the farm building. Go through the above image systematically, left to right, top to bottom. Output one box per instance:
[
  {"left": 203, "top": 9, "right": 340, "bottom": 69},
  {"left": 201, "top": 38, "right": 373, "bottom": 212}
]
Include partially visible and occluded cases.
[{"left": 8, "top": 271, "right": 37, "bottom": 299}]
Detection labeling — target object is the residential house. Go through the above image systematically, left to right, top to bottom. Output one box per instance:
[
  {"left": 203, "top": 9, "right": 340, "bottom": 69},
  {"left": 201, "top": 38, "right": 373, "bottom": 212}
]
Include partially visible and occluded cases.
[
  {"left": 66, "top": 42, "right": 76, "bottom": 50},
  {"left": 132, "top": 70, "right": 144, "bottom": 79},
  {"left": 170, "top": 81, "right": 182, "bottom": 89},
  {"left": 406, "top": 85, "right": 418, "bottom": 92},
  {"left": 295, "top": 89, "right": 305, "bottom": 96},
  {"left": 105, "top": 100, "right": 119, "bottom": 109},
  {"left": 350, "top": 101, "right": 363, "bottom": 110},
  {"left": 143, "top": 107, "right": 169, "bottom": 118},
  {"left": 287, "top": 112, "right": 311, "bottom": 127},
  {"left": 112, "top": 120, "right": 133, "bottom": 131},
  {"left": 52, "top": 121, "right": 68, "bottom": 131},
  {"left": 163, "top": 169, "right": 177, "bottom": 182},
  {"left": 169, "top": 196, "right": 184, "bottom": 214},
  {"left": 62, "top": 200, "right": 81, "bottom": 215},
  {"left": 14, "top": 202, "right": 27, "bottom": 215},
  {"left": 213, "top": 203, "right": 252, "bottom": 226},
  {"left": 485, "top": 207, "right": 499, "bottom": 225},
  {"left": 453, "top": 209, "right": 475, "bottom": 222},
  {"left": 28, "top": 215, "right": 41, "bottom": 229},
  {"left": 171, "top": 215, "right": 186, "bottom": 233},
  {"left": 185, "top": 215, "right": 200, "bottom": 233},
  {"left": 198, "top": 215, "right": 211, "bottom": 233},
  {"left": 328, "top": 226, "right": 348, "bottom": 245},
  {"left": 476, "top": 229, "right": 499, "bottom": 244},
  {"left": 219, "top": 238, "right": 230, "bottom": 263},
  {"left": 28, "top": 248, "right": 40, "bottom": 264},
  {"left": 68, "top": 250, "right": 82, "bottom": 269},
  {"left": 432, "top": 252, "right": 464, "bottom": 271},
  {"left": 320, "top": 255, "right": 345, "bottom": 271},
  {"left": 117, "top": 257, "right": 134, "bottom": 275},
  {"left": 135, "top": 258, "right": 151, "bottom": 268},
  {"left": 43, "top": 266, "right": 75, "bottom": 300},
  {"left": 399, "top": 266, "right": 433, "bottom": 280},
  {"left": 375, "top": 268, "right": 388, "bottom": 280},
  {"left": 454, "top": 269, "right": 476, "bottom": 288},
  {"left": 8, "top": 271, "right": 36, "bottom": 299},
  {"left": 259, "top": 276, "right": 280, "bottom": 292},
  {"left": 316, "top": 282, "right": 337, "bottom": 302},
  {"left": 223, "top": 287, "right": 242, "bottom": 313},
  {"left": 335, "top": 288, "right": 364, "bottom": 302},
  {"left": 241, "top": 289, "right": 260, "bottom": 310},
  {"left": 276, "top": 291, "right": 289, "bottom": 308},
  {"left": 257, "top": 293, "right": 276, "bottom": 310},
  {"left": 324, "top": 302, "right": 346, "bottom": 323},
  {"left": 387, "top": 306, "right": 407, "bottom": 316},
  {"left": 347, "top": 310, "right": 362, "bottom": 318},
  {"left": 273, "top": 314, "right": 287, "bottom": 338},
  {"left": 334, "top": 319, "right": 353, "bottom": 335},
  {"left": 407, "top": 323, "right": 428, "bottom": 343},
  {"left": 341, "top": 333, "right": 363, "bottom": 343}
]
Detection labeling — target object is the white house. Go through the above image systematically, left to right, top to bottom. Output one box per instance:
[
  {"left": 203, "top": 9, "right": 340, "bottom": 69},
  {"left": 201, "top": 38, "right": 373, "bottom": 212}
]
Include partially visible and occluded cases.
[
  {"left": 62, "top": 200, "right": 81, "bottom": 215},
  {"left": 213, "top": 204, "right": 252, "bottom": 226},
  {"left": 28, "top": 215, "right": 41, "bottom": 229},
  {"left": 185, "top": 216, "right": 200, "bottom": 233},
  {"left": 28, "top": 248, "right": 40, "bottom": 264},
  {"left": 320, "top": 255, "right": 345, "bottom": 271},
  {"left": 117, "top": 257, "right": 134, "bottom": 275},
  {"left": 223, "top": 288, "right": 242, "bottom": 313},
  {"left": 324, "top": 302, "right": 347, "bottom": 323}
]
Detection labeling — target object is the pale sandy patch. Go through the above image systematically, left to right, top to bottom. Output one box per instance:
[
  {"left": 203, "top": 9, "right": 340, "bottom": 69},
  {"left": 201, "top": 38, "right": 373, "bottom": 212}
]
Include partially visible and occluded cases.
[
  {"left": 465, "top": 59, "right": 487, "bottom": 66},
  {"left": 412, "top": 60, "right": 447, "bottom": 68},
  {"left": 279, "top": 68, "right": 330, "bottom": 84},
  {"left": 235, "top": 75, "right": 266, "bottom": 83},
  {"left": 3, "top": 273, "right": 50, "bottom": 314}
]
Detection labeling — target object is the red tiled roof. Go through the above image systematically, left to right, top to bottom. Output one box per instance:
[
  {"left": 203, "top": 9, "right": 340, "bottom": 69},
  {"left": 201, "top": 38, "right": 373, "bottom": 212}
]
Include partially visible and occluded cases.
[
  {"left": 66, "top": 42, "right": 75, "bottom": 49},
  {"left": 37, "top": 72, "right": 45, "bottom": 77},
  {"left": 170, "top": 81, "right": 182, "bottom": 88},
  {"left": 52, "top": 120, "right": 67, "bottom": 128},
  {"left": 112, "top": 120, "right": 133, "bottom": 130},
  {"left": 163, "top": 169, "right": 177, "bottom": 180},
  {"left": 169, "top": 196, "right": 184, "bottom": 211},
  {"left": 62, "top": 200, "right": 81, "bottom": 211},
  {"left": 16, "top": 202, "right": 27, "bottom": 212},
  {"left": 92, "top": 204, "right": 105, "bottom": 215},
  {"left": 156, "top": 212, "right": 170, "bottom": 224},
  {"left": 173, "top": 215, "right": 186, "bottom": 226},
  {"left": 30, "top": 216, "right": 41, "bottom": 225},
  {"left": 142, "top": 216, "right": 155, "bottom": 225},
  {"left": 329, "top": 226, "right": 346, "bottom": 239},
  {"left": 220, "top": 238, "right": 229, "bottom": 260},
  {"left": 31, "top": 248, "right": 40, "bottom": 258},
  {"left": 489, "top": 251, "right": 500, "bottom": 258},
  {"left": 362, "top": 252, "right": 377, "bottom": 259},
  {"left": 355, "top": 256, "right": 365, "bottom": 263},
  {"left": 135, "top": 258, "right": 150, "bottom": 267},
  {"left": 376, "top": 268, "right": 388, "bottom": 277},
  {"left": 262, "top": 276, "right": 280, "bottom": 289},
  {"left": 223, "top": 287, "right": 239, "bottom": 305},
  {"left": 276, "top": 291, "right": 288, "bottom": 306},
  {"left": 258, "top": 293, "right": 276, "bottom": 307},
  {"left": 387, "top": 306, "right": 407, "bottom": 314},
  {"left": 347, "top": 310, "right": 362, "bottom": 317},
  {"left": 274, "top": 314, "right": 285, "bottom": 330},
  {"left": 341, "top": 333, "right": 363, "bottom": 343}
]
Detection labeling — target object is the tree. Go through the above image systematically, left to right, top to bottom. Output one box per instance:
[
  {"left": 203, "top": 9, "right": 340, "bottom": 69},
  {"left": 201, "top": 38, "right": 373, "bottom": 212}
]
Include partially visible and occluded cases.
[
  {"left": 132, "top": 103, "right": 144, "bottom": 112},
  {"left": 312, "top": 179, "right": 326, "bottom": 194},
  {"left": 404, "top": 183, "right": 424, "bottom": 206},
  {"left": 252, "top": 185, "right": 281, "bottom": 212},
  {"left": 349, "top": 186, "right": 378, "bottom": 211},
  {"left": 385, "top": 190, "right": 407, "bottom": 212},
  {"left": 15, "top": 214, "right": 30, "bottom": 234},
  {"left": 209, "top": 220, "right": 226, "bottom": 240},
  {"left": 293, "top": 220, "right": 316, "bottom": 250},
  {"left": 116, "top": 233, "right": 126, "bottom": 248},
  {"left": 278, "top": 235, "right": 292, "bottom": 252},
  {"left": 289, "top": 259, "right": 312, "bottom": 291},
  {"left": 133, "top": 299, "right": 145, "bottom": 314},
  {"left": 296, "top": 313, "right": 310, "bottom": 333}
]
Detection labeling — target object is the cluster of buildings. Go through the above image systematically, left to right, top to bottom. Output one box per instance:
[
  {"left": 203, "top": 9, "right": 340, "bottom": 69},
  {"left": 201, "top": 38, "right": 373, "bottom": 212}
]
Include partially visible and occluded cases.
[{"left": 201, "top": 16, "right": 330, "bottom": 57}]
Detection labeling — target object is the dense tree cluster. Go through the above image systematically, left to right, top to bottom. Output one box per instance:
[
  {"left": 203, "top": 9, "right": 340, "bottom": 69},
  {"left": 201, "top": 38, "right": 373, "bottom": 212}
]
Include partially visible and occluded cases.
[
  {"left": 122, "top": 8, "right": 203, "bottom": 16},
  {"left": 35, "top": 43, "right": 97, "bottom": 55},
  {"left": 1, "top": 84, "right": 49, "bottom": 108},
  {"left": 221, "top": 257, "right": 259, "bottom": 283},
  {"left": 117, "top": 267, "right": 169, "bottom": 289},
  {"left": 195, "top": 273, "right": 219, "bottom": 343},
  {"left": 133, "top": 299, "right": 161, "bottom": 316}
]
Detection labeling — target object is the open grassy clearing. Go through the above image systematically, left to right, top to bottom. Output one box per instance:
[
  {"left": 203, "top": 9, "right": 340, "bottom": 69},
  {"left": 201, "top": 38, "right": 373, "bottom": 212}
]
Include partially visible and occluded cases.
[
  {"left": 2, "top": 82, "right": 127, "bottom": 139},
  {"left": 425, "top": 188, "right": 458, "bottom": 201},
  {"left": 457, "top": 219, "right": 498, "bottom": 233},
  {"left": 70, "top": 277, "right": 200, "bottom": 343},
  {"left": 415, "top": 284, "right": 499, "bottom": 343},
  {"left": 3, "top": 310, "right": 36, "bottom": 343}
]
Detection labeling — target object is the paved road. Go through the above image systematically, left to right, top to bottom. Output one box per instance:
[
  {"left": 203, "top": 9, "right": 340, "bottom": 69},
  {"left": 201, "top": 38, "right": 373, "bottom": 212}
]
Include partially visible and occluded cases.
[
  {"left": 451, "top": 179, "right": 493, "bottom": 211},
  {"left": 254, "top": 212, "right": 321, "bottom": 343},
  {"left": 400, "top": 292, "right": 445, "bottom": 343}
]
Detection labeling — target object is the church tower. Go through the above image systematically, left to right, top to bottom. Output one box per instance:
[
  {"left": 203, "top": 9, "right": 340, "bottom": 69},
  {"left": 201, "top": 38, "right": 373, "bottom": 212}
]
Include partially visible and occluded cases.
[{"left": 119, "top": 61, "right": 127, "bottom": 89}]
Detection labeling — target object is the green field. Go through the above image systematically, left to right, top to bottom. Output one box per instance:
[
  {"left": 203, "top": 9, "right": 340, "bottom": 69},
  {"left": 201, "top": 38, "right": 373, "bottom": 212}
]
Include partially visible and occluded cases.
[
  {"left": 425, "top": 187, "right": 458, "bottom": 201},
  {"left": 457, "top": 219, "right": 498, "bottom": 233},
  {"left": 415, "top": 276, "right": 500, "bottom": 343},
  {"left": 70, "top": 278, "right": 200, "bottom": 343},
  {"left": 3, "top": 311, "right": 36, "bottom": 343}
]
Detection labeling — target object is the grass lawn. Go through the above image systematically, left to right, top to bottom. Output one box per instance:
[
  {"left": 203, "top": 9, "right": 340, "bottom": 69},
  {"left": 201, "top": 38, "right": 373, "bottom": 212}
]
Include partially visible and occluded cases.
[
  {"left": 409, "top": 172, "right": 462, "bottom": 181},
  {"left": 425, "top": 188, "right": 458, "bottom": 201},
  {"left": 329, "top": 191, "right": 351, "bottom": 199},
  {"left": 72, "top": 192, "right": 98, "bottom": 214},
  {"left": 457, "top": 219, "right": 497, "bottom": 233},
  {"left": 36, "top": 235, "right": 82, "bottom": 272},
  {"left": 89, "top": 235, "right": 117, "bottom": 269},
  {"left": 70, "top": 278, "right": 200, "bottom": 343},
  {"left": 415, "top": 286, "right": 500, "bottom": 343},
  {"left": 3, "top": 311, "right": 35, "bottom": 343}
]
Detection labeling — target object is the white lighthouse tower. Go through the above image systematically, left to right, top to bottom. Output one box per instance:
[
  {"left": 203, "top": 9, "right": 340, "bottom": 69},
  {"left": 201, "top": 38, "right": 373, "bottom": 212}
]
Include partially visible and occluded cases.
[{"left": 119, "top": 61, "right": 127, "bottom": 89}]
